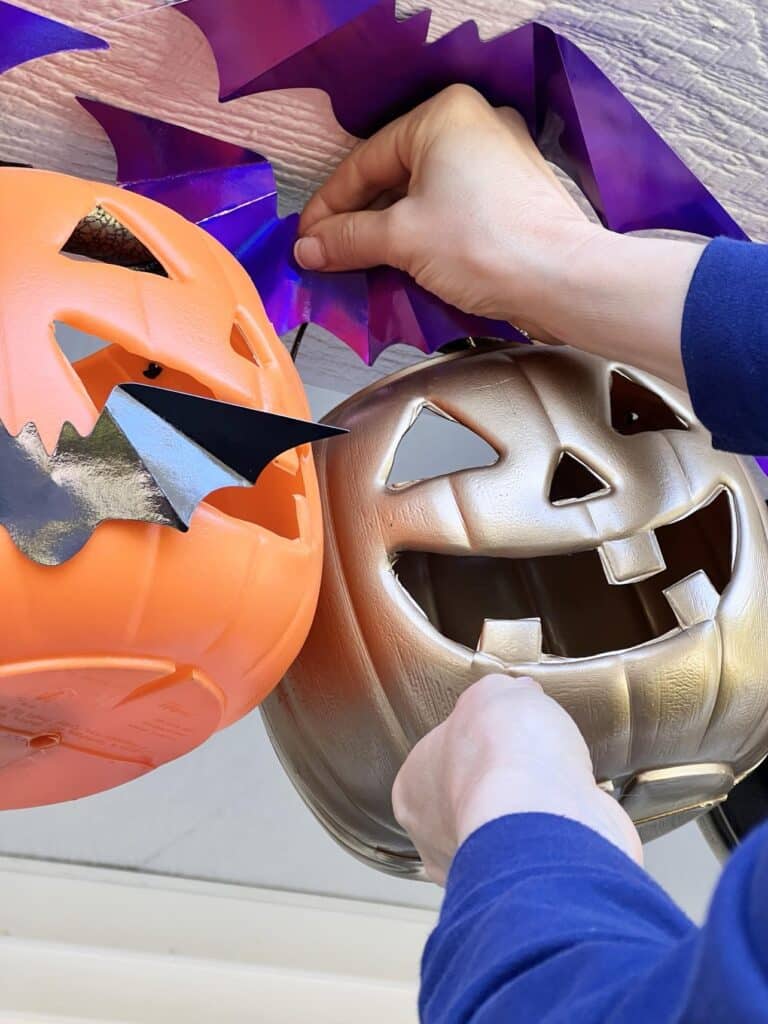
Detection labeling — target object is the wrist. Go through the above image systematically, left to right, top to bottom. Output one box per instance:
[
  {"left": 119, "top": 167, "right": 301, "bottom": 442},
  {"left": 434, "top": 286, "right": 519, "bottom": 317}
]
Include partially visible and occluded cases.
[
  {"left": 532, "top": 222, "right": 610, "bottom": 343},
  {"left": 533, "top": 227, "right": 704, "bottom": 386},
  {"left": 452, "top": 765, "right": 595, "bottom": 845},
  {"left": 453, "top": 769, "right": 642, "bottom": 863}
]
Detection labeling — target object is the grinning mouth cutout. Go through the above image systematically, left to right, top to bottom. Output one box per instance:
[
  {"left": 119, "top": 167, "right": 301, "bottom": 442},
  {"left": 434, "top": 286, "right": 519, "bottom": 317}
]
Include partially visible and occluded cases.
[{"left": 392, "top": 491, "right": 734, "bottom": 662}]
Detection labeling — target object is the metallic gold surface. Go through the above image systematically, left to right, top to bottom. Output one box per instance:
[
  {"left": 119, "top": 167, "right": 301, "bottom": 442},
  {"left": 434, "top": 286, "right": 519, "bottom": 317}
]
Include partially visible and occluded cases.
[{"left": 263, "top": 343, "right": 768, "bottom": 877}]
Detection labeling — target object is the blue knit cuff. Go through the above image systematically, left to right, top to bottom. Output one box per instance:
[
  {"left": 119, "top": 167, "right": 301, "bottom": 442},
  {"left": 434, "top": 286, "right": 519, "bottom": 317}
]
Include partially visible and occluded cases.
[{"left": 682, "top": 236, "right": 768, "bottom": 454}]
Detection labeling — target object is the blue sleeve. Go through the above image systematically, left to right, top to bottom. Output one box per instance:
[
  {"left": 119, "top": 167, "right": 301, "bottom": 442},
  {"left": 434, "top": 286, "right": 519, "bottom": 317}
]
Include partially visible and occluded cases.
[
  {"left": 682, "top": 236, "right": 768, "bottom": 455},
  {"left": 420, "top": 813, "right": 768, "bottom": 1023}
]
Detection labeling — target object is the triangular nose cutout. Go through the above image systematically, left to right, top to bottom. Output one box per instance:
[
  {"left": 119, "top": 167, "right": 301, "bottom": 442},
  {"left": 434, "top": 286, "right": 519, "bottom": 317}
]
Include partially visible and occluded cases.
[{"left": 549, "top": 451, "right": 609, "bottom": 505}]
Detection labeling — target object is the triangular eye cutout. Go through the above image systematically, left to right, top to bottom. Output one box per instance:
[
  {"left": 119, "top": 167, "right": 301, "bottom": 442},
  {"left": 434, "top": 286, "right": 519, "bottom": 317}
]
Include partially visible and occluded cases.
[
  {"left": 61, "top": 206, "right": 169, "bottom": 277},
  {"left": 610, "top": 371, "right": 687, "bottom": 435},
  {"left": 387, "top": 406, "right": 497, "bottom": 489},
  {"left": 549, "top": 451, "right": 610, "bottom": 505}
]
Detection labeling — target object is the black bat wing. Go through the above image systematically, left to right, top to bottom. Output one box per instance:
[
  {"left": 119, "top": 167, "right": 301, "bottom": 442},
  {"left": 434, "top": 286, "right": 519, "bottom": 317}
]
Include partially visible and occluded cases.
[{"left": 110, "top": 383, "right": 345, "bottom": 527}]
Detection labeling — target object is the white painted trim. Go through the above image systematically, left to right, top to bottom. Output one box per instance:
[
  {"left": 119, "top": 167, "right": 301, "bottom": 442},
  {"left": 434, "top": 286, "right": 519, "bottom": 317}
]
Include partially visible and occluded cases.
[{"left": 0, "top": 856, "right": 436, "bottom": 1023}]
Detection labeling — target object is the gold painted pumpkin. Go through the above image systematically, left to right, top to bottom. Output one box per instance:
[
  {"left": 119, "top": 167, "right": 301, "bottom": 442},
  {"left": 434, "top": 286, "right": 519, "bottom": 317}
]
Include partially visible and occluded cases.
[{"left": 263, "top": 342, "right": 768, "bottom": 876}]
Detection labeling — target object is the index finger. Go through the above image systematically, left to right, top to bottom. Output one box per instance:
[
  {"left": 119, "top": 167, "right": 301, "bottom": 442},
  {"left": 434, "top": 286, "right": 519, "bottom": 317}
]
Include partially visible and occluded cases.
[{"left": 299, "top": 112, "right": 413, "bottom": 234}]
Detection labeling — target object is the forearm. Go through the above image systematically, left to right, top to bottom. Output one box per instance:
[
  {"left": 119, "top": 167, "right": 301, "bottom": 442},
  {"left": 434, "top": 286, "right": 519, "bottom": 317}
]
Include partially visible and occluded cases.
[
  {"left": 519, "top": 225, "right": 703, "bottom": 388},
  {"left": 519, "top": 227, "right": 768, "bottom": 456},
  {"left": 539, "top": 230, "right": 768, "bottom": 455}
]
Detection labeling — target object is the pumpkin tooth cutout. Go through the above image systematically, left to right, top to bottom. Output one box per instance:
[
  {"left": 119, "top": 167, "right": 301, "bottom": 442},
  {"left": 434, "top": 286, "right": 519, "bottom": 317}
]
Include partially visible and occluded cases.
[
  {"left": 597, "top": 530, "right": 666, "bottom": 584},
  {"left": 663, "top": 570, "right": 722, "bottom": 629},
  {"left": 476, "top": 618, "right": 543, "bottom": 664}
]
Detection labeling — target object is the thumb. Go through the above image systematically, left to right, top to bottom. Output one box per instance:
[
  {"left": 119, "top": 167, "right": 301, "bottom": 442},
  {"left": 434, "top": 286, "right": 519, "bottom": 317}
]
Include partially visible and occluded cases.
[{"left": 294, "top": 207, "right": 401, "bottom": 272}]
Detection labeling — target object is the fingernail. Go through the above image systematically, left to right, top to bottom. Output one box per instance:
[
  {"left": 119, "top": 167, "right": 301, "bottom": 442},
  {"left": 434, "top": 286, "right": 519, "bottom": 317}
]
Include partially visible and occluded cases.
[{"left": 294, "top": 236, "right": 326, "bottom": 270}]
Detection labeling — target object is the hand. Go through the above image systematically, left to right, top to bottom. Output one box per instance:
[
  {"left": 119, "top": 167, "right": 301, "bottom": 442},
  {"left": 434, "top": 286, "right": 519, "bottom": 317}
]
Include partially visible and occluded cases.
[
  {"left": 296, "top": 84, "right": 591, "bottom": 337},
  {"left": 296, "top": 85, "right": 704, "bottom": 387},
  {"left": 391, "top": 674, "right": 642, "bottom": 886}
]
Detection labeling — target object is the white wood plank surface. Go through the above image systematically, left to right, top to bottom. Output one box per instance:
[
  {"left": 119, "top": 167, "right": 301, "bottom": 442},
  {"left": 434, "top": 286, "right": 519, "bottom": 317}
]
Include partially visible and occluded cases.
[
  {"left": 1, "top": 1, "right": 765, "bottom": 392},
  {"left": 0, "top": 854, "right": 432, "bottom": 1022}
]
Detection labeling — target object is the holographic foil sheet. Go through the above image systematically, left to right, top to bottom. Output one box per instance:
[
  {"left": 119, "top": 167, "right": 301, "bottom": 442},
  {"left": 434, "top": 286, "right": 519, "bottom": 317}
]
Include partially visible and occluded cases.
[
  {"left": 0, "top": 0, "right": 106, "bottom": 75},
  {"left": 82, "top": 2, "right": 745, "bottom": 363}
]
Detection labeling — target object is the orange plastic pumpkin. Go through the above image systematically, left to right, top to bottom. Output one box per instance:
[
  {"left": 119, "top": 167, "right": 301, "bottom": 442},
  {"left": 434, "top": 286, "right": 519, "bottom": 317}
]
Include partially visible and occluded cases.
[{"left": 0, "top": 168, "right": 323, "bottom": 808}]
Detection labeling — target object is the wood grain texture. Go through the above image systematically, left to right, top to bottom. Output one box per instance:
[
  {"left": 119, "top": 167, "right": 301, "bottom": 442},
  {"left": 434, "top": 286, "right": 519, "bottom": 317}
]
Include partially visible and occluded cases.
[{"left": 1, "top": 0, "right": 767, "bottom": 394}]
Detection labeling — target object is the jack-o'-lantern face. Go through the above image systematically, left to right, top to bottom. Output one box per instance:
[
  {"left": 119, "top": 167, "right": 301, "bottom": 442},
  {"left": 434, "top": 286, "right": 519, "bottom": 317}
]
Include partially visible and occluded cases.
[
  {"left": 0, "top": 168, "right": 324, "bottom": 809},
  {"left": 264, "top": 342, "right": 768, "bottom": 876}
]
